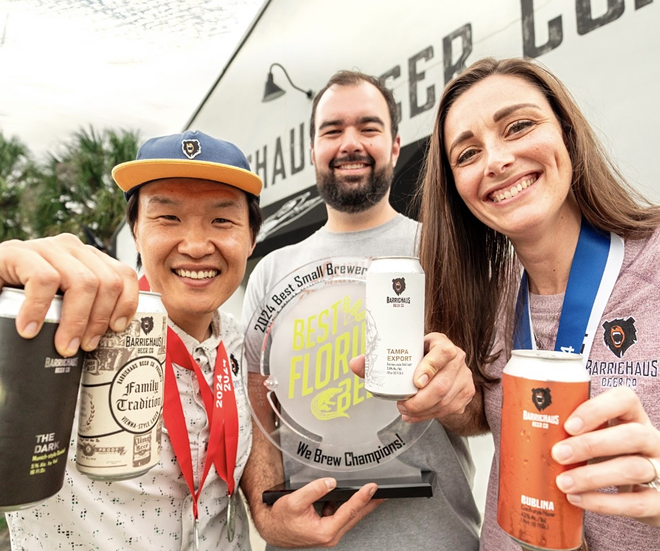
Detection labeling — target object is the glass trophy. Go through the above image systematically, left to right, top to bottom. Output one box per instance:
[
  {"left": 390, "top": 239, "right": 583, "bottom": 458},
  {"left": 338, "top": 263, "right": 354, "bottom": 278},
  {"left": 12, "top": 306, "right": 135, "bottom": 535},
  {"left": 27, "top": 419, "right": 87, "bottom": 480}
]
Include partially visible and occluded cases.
[{"left": 243, "top": 257, "right": 434, "bottom": 503}]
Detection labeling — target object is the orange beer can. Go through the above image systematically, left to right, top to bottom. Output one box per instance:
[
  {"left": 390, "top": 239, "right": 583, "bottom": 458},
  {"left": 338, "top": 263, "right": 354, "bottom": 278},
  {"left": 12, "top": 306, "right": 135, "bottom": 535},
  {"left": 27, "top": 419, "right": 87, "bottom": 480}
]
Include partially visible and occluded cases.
[{"left": 498, "top": 349, "right": 590, "bottom": 551}]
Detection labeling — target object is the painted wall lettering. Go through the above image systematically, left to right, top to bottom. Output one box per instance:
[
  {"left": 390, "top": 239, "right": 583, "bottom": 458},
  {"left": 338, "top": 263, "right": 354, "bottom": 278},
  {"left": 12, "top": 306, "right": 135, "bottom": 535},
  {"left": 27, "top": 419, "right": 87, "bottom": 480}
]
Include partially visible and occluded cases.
[
  {"left": 521, "top": 0, "right": 563, "bottom": 58},
  {"left": 576, "top": 0, "right": 624, "bottom": 35},
  {"left": 248, "top": 1, "right": 655, "bottom": 192},
  {"left": 443, "top": 23, "right": 472, "bottom": 84},
  {"left": 409, "top": 46, "right": 435, "bottom": 118},
  {"left": 380, "top": 65, "right": 403, "bottom": 125},
  {"left": 290, "top": 123, "right": 306, "bottom": 176},
  {"left": 272, "top": 136, "right": 286, "bottom": 186}
]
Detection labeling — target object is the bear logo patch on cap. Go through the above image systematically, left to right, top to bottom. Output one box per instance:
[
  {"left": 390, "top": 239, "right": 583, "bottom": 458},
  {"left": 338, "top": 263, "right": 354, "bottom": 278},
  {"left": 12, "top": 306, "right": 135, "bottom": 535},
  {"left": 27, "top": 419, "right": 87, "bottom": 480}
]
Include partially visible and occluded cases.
[{"left": 182, "top": 139, "right": 201, "bottom": 159}]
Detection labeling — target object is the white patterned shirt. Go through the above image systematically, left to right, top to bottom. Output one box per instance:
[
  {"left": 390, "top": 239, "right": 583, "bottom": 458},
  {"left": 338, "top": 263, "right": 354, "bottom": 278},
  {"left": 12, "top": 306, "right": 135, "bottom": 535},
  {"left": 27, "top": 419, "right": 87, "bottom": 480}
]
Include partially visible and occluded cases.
[{"left": 7, "top": 310, "right": 253, "bottom": 550}]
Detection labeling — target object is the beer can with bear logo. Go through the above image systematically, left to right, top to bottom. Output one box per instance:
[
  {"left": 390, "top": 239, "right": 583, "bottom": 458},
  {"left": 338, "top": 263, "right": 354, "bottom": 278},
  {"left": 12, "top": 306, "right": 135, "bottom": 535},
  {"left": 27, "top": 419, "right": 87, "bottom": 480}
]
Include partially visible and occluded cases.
[
  {"left": 364, "top": 256, "right": 424, "bottom": 400},
  {"left": 0, "top": 287, "right": 84, "bottom": 512},
  {"left": 76, "top": 291, "right": 167, "bottom": 481},
  {"left": 498, "top": 349, "right": 590, "bottom": 550}
]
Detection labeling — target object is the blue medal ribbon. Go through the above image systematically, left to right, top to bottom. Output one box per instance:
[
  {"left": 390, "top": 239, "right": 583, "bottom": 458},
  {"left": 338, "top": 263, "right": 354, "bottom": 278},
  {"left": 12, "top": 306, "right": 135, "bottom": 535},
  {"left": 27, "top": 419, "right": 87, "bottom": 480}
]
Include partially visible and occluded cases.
[{"left": 514, "top": 220, "right": 615, "bottom": 354}]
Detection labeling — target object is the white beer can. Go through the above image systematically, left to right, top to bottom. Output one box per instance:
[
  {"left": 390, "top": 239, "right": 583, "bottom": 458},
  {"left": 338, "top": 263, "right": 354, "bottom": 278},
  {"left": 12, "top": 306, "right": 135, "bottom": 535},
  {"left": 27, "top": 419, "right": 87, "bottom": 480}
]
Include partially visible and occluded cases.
[
  {"left": 364, "top": 256, "right": 425, "bottom": 400},
  {"left": 76, "top": 291, "right": 167, "bottom": 481}
]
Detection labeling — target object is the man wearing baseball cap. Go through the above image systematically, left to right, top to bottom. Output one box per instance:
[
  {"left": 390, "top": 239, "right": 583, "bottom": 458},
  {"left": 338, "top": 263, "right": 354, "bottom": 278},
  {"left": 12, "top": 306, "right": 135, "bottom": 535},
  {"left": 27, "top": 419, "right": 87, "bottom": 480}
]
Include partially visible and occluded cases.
[{"left": 2, "top": 130, "right": 264, "bottom": 549}]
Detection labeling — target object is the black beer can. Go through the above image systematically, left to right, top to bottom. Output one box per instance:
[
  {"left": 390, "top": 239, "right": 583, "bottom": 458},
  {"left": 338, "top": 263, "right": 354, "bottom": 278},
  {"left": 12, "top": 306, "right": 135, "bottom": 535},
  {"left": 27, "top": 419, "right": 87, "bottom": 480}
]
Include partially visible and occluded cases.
[{"left": 0, "top": 287, "right": 84, "bottom": 512}]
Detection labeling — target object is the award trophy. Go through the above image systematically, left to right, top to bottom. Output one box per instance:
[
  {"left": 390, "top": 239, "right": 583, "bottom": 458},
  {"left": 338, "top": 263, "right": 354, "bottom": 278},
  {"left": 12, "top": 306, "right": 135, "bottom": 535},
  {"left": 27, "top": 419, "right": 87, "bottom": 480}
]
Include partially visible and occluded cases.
[{"left": 243, "top": 257, "right": 433, "bottom": 503}]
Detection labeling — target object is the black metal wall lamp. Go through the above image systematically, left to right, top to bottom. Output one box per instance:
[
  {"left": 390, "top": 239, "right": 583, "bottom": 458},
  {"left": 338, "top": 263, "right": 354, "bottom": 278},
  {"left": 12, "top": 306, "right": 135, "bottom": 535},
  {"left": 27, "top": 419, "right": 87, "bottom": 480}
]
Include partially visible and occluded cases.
[{"left": 262, "top": 62, "right": 313, "bottom": 102}]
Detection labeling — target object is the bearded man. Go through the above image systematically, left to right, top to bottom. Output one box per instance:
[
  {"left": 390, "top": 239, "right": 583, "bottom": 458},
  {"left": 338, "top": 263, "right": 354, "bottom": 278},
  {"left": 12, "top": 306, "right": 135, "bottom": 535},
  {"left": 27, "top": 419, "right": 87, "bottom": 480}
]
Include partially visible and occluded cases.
[{"left": 240, "top": 70, "right": 481, "bottom": 551}]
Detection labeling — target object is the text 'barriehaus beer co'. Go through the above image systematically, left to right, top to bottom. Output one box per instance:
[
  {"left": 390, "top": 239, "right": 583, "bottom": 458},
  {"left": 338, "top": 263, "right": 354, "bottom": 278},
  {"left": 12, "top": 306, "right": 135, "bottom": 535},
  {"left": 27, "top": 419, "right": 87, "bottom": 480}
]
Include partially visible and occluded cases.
[
  {"left": 365, "top": 256, "right": 425, "bottom": 400},
  {"left": 76, "top": 291, "right": 167, "bottom": 481},
  {"left": 498, "top": 349, "right": 591, "bottom": 551}
]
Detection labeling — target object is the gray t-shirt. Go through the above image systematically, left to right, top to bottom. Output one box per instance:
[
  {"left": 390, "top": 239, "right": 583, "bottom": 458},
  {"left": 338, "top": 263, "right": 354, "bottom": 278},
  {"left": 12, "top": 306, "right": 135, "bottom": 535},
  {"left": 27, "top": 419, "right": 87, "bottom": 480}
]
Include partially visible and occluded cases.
[{"left": 242, "top": 214, "right": 481, "bottom": 551}]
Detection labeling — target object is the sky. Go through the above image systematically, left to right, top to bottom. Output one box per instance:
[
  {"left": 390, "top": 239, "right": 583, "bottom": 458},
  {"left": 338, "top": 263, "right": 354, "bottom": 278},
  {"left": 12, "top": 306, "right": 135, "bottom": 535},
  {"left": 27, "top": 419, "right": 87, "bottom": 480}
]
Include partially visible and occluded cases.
[{"left": 0, "top": 0, "right": 264, "bottom": 158}]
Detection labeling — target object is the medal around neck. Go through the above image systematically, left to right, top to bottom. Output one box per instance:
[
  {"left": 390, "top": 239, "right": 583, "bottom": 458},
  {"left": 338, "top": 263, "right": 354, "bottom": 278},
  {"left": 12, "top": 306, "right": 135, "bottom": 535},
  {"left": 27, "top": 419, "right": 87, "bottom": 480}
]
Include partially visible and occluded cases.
[
  {"left": 244, "top": 257, "right": 433, "bottom": 503},
  {"left": 226, "top": 492, "right": 236, "bottom": 542}
]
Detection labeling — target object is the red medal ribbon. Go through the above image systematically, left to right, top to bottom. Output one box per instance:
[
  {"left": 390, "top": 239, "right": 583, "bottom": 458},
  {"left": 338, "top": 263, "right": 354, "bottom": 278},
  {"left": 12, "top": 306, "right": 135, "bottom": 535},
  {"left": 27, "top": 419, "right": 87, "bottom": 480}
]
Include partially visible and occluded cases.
[
  {"left": 139, "top": 275, "right": 238, "bottom": 521},
  {"left": 138, "top": 277, "right": 151, "bottom": 292}
]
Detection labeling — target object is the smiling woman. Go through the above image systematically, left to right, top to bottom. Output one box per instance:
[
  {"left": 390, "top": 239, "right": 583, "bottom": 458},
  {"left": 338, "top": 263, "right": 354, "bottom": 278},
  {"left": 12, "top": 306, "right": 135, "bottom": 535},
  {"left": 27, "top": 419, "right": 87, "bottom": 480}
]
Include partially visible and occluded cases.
[
  {"left": 417, "top": 56, "right": 660, "bottom": 551},
  {"left": 444, "top": 74, "right": 576, "bottom": 248}
]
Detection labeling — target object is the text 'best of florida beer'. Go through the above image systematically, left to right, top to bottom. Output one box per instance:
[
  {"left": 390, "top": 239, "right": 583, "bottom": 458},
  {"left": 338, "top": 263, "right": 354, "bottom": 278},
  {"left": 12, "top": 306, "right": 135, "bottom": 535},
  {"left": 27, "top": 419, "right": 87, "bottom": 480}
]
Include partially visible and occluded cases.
[
  {"left": 365, "top": 256, "right": 425, "bottom": 400},
  {"left": 0, "top": 288, "right": 84, "bottom": 512},
  {"left": 76, "top": 291, "right": 167, "bottom": 481},
  {"left": 498, "top": 349, "right": 590, "bottom": 551}
]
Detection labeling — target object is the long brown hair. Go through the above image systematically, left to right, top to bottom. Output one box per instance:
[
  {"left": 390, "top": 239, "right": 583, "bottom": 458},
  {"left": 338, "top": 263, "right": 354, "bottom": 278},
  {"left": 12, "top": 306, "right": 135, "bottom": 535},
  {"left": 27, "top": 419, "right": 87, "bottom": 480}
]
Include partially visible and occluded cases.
[{"left": 418, "top": 57, "right": 660, "bottom": 384}]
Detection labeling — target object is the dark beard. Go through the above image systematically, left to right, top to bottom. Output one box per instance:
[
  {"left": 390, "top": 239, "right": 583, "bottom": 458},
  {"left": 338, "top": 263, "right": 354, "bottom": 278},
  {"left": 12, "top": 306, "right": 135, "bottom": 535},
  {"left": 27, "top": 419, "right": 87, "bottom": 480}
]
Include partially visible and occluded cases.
[{"left": 316, "top": 157, "right": 393, "bottom": 213}]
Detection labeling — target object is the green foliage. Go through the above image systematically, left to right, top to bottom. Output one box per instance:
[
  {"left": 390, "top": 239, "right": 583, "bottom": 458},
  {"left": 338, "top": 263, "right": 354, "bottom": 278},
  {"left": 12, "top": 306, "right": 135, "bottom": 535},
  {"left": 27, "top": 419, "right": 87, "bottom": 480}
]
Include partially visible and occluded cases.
[
  {"left": 24, "top": 127, "right": 140, "bottom": 253},
  {"left": 0, "top": 132, "right": 34, "bottom": 241},
  {"left": 0, "top": 513, "right": 6, "bottom": 542}
]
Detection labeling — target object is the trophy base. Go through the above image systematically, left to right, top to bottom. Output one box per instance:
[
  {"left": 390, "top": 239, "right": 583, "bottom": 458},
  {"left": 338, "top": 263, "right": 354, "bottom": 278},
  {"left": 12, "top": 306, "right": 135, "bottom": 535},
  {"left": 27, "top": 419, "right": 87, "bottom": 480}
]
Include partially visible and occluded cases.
[{"left": 262, "top": 470, "right": 435, "bottom": 504}]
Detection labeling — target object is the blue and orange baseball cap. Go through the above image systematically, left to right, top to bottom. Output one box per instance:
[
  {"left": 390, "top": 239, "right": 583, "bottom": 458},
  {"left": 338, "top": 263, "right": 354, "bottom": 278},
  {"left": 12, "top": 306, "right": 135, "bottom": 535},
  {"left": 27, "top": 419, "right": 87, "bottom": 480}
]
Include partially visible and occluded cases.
[{"left": 112, "top": 130, "right": 262, "bottom": 200}]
